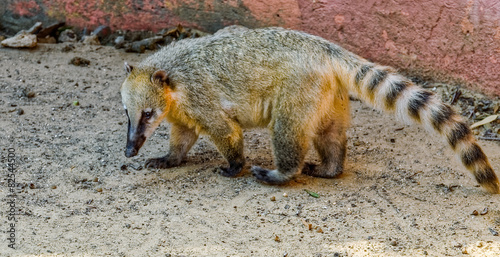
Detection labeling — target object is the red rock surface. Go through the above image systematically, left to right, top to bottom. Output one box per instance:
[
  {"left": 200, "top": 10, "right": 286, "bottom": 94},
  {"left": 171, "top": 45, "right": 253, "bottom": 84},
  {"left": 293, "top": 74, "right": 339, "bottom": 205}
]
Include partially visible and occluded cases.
[{"left": 1, "top": 0, "right": 499, "bottom": 96}]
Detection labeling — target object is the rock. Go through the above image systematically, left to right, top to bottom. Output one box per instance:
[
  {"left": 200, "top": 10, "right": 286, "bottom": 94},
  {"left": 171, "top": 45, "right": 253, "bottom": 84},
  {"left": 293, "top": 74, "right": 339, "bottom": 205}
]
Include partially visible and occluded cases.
[
  {"left": 26, "top": 22, "right": 43, "bottom": 34},
  {"left": 37, "top": 22, "right": 65, "bottom": 39},
  {"left": 92, "top": 25, "right": 111, "bottom": 38},
  {"left": 186, "top": 28, "right": 209, "bottom": 38},
  {"left": 58, "top": 29, "right": 77, "bottom": 43},
  {"left": 1, "top": 31, "right": 37, "bottom": 48},
  {"left": 82, "top": 34, "right": 100, "bottom": 45},
  {"left": 114, "top": 36, "right": 125, "bottom": 49},
  {"left": 125, "top": 36, "right": 163, "bottom": 53},
  {"left": 124, "top": 42, "right": 145, "bottom": 53},
  {"left": 69, "top": 57, "right": 90, "bottom": 67},
  {"left": 26, "top": 91, "right": 36, "bottom": 98}
]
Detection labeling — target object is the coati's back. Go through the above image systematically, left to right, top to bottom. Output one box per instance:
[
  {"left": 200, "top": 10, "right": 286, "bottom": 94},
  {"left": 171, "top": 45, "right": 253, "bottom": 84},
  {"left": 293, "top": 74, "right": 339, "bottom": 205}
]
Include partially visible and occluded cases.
[
  {"left": 127, "top": 27, "right": 499, "bottom": 193},
  {"left": 139, "top": 27, "right": 357, "bottom": 126}
]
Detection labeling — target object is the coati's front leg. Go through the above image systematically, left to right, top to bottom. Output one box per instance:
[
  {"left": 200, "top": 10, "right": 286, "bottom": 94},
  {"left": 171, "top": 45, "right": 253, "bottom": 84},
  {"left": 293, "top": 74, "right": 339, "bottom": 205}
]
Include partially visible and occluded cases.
[
  {"left": 252, "top": 118, "right": 309, "bottom": 184},
  {"left": 145, "top": 124, "right": 198, "bottom": 169},
  {"left": 209, "top": 124, "right": 245, "bottom": 177}
]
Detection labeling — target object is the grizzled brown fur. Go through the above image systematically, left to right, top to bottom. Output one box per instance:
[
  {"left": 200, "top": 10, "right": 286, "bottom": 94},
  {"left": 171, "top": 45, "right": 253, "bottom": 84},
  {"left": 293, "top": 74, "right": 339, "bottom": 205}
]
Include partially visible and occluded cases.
[{"left": 120, "top": 26, "right": 499, "bottom": 193}]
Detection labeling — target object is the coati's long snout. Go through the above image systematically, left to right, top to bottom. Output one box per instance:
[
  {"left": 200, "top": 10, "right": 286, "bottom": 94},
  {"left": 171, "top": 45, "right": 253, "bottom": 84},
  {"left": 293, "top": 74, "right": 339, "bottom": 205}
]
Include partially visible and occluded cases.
[
  {"left": 124, "top": 110, "right": 147, "bottom": 158},
  {"left": 125, "top": 131, "right": 146, "bottom": 157}
]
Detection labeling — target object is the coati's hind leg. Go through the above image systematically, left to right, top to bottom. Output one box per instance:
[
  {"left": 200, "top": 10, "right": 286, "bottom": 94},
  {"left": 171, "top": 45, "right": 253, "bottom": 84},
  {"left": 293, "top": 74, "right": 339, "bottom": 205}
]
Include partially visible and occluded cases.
[
  {"left": 252, "top": 118, "right": 309, "bottom": 184},
  {"left": 303, "top": 120, "right": 348, "bottom": 178},
  {"left": 145, "top": 124, "right": 199, "bottom": 169}
]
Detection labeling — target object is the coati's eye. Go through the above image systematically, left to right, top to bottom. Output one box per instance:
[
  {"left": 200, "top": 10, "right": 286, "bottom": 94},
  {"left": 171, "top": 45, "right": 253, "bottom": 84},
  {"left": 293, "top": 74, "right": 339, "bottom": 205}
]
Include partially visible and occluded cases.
[{"left": 144, "top": 111, "right": 152, "bottom": 120}]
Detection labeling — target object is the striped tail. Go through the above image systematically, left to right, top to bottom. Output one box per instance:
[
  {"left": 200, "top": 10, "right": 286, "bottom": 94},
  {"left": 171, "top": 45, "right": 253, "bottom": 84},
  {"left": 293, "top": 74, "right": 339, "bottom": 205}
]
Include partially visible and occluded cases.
[{"left": 341, "top": 61, "right": 499, "bottom": 193}]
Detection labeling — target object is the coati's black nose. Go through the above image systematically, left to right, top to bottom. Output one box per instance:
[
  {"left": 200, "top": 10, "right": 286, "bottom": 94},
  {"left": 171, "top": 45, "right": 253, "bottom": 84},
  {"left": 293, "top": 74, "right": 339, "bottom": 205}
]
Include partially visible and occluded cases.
[{"left": 125, "top": 148, "right": 138, "bottom": 158}]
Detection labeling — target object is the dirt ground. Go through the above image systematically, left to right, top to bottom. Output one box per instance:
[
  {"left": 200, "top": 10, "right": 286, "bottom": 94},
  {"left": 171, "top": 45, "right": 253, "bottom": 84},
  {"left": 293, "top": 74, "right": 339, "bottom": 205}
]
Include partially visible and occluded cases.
[{"left": 1, "top": 42, "right": 500, "bottom": 257}]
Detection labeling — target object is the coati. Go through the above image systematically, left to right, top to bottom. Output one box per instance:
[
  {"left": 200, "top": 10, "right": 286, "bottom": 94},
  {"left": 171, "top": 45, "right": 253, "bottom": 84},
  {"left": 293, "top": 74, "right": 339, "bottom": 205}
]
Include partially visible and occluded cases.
[{"left": 120, "top": 26, "right": 499, "bottom": 193}]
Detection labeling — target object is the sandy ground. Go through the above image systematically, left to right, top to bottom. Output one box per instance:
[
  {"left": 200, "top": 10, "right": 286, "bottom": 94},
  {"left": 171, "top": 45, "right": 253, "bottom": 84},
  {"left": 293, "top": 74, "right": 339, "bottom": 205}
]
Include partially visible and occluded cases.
[{"left": 0, "top": 43, "right": 500, "bottom": 257}]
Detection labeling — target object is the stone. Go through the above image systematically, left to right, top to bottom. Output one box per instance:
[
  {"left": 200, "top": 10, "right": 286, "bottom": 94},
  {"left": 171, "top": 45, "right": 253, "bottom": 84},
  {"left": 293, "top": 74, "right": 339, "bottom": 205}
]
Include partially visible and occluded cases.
[
  {"left": 26, "top": 21, "right": 43, "bottom": 34},
  {"left": 37, "top": 22, "right": 65, "bottom": 39},
  {"left": 92, "top": 25, "right": 111, "bottom": 38},
  {"left": 58, "top": 29, "right": 78, "bottom": 43},
  {"left": 1, "top": 31, "right": 37, "bottom": 48},
  {"left": 82, "top": 34, "right": 100, "bottom": 45},
  {"left": 114, "top": 36, "right": 125, "bottom": 48}
]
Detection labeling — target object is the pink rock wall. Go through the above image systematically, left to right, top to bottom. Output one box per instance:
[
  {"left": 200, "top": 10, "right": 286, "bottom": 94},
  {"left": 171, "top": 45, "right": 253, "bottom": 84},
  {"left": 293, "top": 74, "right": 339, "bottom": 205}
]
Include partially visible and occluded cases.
[{"left": 1, "top": 0, "right": 499, "bottom": 96}]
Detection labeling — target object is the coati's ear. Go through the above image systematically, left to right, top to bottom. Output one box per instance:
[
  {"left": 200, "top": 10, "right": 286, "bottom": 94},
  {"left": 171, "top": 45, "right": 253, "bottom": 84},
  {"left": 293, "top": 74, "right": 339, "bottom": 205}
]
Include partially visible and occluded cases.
[
  {"left": 124, "top": 62, "right": 134, "bottom": 74},
  {"left": 151, "top": 70, "right": 170, "bottom": 87}
]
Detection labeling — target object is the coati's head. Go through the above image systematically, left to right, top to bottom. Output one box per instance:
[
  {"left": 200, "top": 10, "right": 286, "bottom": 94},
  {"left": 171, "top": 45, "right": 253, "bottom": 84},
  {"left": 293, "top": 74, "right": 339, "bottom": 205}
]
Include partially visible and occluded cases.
[{"left": 120, "top": 62, "right": 173, "bottom": 157}]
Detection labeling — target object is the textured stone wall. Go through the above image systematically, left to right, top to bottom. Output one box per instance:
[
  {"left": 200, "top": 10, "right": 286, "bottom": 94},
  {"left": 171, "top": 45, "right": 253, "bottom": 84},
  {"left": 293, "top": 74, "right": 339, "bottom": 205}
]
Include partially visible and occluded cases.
[{"left": 1, "top": 0, "right": 499, "bottom": 96}]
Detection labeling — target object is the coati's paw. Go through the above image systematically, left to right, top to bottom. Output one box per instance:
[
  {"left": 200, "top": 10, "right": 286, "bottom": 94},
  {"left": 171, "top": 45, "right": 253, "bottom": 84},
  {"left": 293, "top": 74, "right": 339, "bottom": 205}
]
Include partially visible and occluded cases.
[
  {"left": 145, "top": 156, "right": 180, "bottom": 169},
  {"left": 219, "top": 160, "right": 244, "bottom": 177},
  {"left": 301, "top": 162, "right": 343, "bottom": 178},
  {"left": 251, "top": 166, "right": 292, "bottom": 184},
  {"left": 251, "top": 166, "right": 272, "bottom": 182}
]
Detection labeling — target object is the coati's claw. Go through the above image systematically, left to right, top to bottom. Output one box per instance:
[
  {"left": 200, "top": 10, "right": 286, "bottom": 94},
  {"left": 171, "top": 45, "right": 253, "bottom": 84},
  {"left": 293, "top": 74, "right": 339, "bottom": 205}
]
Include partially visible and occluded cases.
[
  {"left": 219, "top": 160, "right": 244, "bottom": 177},
  {"left": 302, "top": 163, "right": 343, "bottom": 178},
  {"left": 251, "top": 166, "right": 272, "bottom": 182},
  {"left": 251, "top": 166, "right": 293, "bottom": 185},
  {"left": 219, "top": 167, "right": 238, "bottom": 177}
]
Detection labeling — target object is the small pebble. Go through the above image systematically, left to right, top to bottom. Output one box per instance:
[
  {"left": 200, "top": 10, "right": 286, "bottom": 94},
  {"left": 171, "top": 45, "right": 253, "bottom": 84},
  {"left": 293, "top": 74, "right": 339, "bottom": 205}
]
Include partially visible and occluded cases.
[
  {"left": 61, "top": 44, "right": 75, "bottom": 52},
  {"left": 69, "top": 57, "right": 90, "bottom": 67},
  {"left": 17, "top": 108, "right": 24, "bottom": 115},
  {"left": 51, "top": 185, "right": 57, "bottom": 189},
  {"left": 96, "top": 188, "right": 103, "bottom": 193},
  {"left": 283, "top": 193, "right": 288, "bottom": 197},
  {"left": 270, "top": 196, "right": 276, "bottom": 201},
  {"left": 480, "top": 207, "right": 488, "bottom": 215},
  {"left": 472, "top": 210, "right": 479, "bottom": 216},
  {"left": 489, "top": 227, "right": 499, "bottom": 236},
  {"left": 274, "top": 235, "right": 281, "bottom": 242},
  {"left": 390, "top": 240, "right": 398, "bottom": 246}
]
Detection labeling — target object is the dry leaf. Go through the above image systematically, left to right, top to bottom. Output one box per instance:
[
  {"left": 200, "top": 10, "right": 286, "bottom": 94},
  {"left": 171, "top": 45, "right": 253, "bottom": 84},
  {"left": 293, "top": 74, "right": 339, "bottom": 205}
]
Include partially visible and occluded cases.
[{"left": 471, "top": 115, "right": 498, "bottom": 129}]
